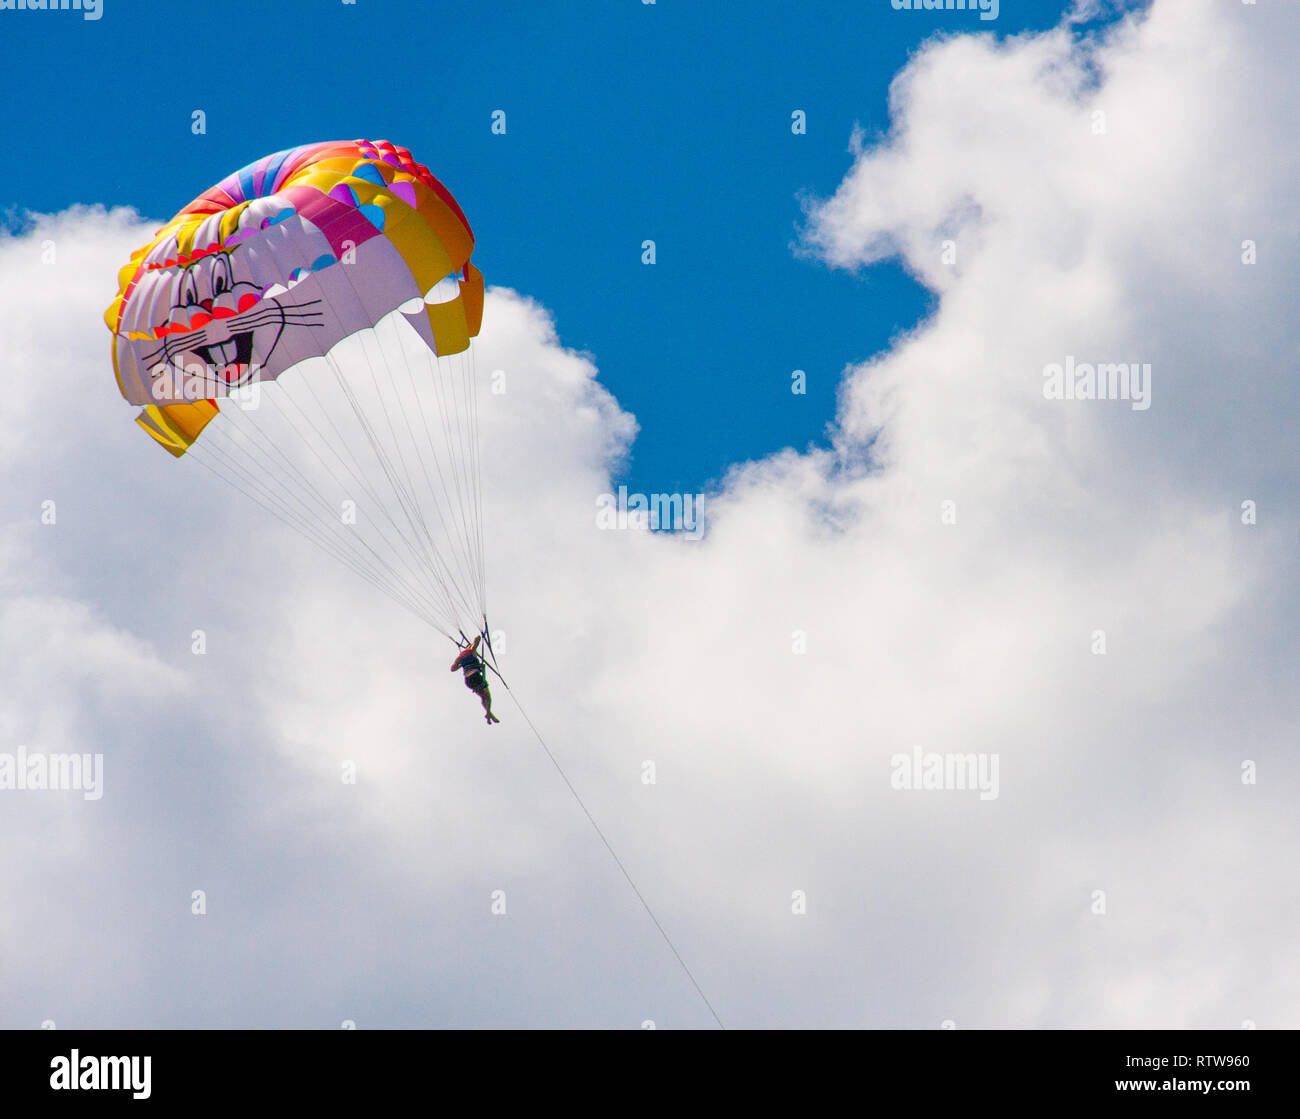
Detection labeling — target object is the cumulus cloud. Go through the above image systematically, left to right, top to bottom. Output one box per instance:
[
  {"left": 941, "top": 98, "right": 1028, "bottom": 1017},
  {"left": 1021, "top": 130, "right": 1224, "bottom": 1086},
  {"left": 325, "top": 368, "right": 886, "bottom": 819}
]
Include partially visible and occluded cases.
[{"left": 1, "top": 0, "right": 1297, "bottom": 1027}]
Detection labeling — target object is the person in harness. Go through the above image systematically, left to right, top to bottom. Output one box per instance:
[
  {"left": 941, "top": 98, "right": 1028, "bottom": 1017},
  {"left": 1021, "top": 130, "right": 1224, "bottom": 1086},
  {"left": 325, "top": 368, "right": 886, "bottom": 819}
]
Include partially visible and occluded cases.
[{"left": 451, "top": 635, "right": 500, "bottom": 725}]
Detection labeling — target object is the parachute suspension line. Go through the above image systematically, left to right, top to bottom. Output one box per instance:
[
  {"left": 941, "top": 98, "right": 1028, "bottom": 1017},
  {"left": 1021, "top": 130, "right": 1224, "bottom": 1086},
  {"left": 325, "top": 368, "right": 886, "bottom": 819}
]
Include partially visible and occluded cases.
[
  {"left": 266, "top": 267, "right": 461, "bottom": 625},
  {"left": 298, "top": 270, "right": 480, "bottom": 639},
  {"left": 176, "top": 304, "right": 488, "bottom": 640},
  {"left": 379, "top": 317, "right": 484, "bottom": 628},
  {"left": 374, "top": 323, "right": 468, "bottom": 608},
  {"left": 375, "top": 324, "right": 483, "bottom": 633},
  {"left": 350, "top": 326, "right": 443, "bottom": 577},
  {"left": 324, "top": 337, "right": 479, "bottom": 636},
  {"left": 324, "top": 340, "right": 436, "bottom": 586},
  {"left": 422, "top": 341, "right": 484, "bottom": 625},
  {"left": 321, "top": 342, "right": 472, "bottom": 635},
  {"left": 435, "top": 342, "right": 485, "bottom": 620},
  {"left": 420, "top": 344, "right": 467, "bottom": 588},
  {"left": 466, "top": 344, "right": 488, "bottom": 624},
  {"left": 444, "top": 345, "right": 486, "bottom": 623},
  {"left": 448, "top": 346, "right": 485, "bottom": 621},
  {"left": 424, "top": 347, "right": 490, "bottom": 645},
  {"left": 467, "top": 347, "right": 487, "bottom": 616},
  {"left": 449, "top": 348, "right": 486, "bottom": 610},
  {"left": 447, "top": 349, "right": 487, "bottom": 622},
  {"left": 353, "top": 357, "right": 473, "bottom": 633},
  {"left": 269, "top": 361, "right": 453, "bottom": 615},
  {"left": 252, "top": 375, "right": 453, "bottom": 617},
  {"left": 215, "top": 391, "right": 455, "bottom": 632},
  {"left": 214, "top": 396, "right": 422, "bottom": 598},
  {"left": 197, "top": 407, "right": 379, "bottom": 579},
  {"left": 195, "top": 411, "right": 450, "bottom": 629},
  {"left": 188, "top": 430, "right": 351, "bottom": 570},
  {"left": 185, "top": 435, "right": 445, "bottom": 632},
  {"left": 480, "top": 618, "right": 501, "bottom": 678},
  {"left": 496, "top": 680, "right": 726, "bottom": 1030}
]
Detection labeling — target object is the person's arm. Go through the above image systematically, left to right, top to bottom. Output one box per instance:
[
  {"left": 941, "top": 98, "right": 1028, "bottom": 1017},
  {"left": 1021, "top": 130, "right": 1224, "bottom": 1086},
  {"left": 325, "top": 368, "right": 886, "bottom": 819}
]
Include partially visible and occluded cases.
[{"left": 451, "top": 637, "right": 481, "bottom": 671}]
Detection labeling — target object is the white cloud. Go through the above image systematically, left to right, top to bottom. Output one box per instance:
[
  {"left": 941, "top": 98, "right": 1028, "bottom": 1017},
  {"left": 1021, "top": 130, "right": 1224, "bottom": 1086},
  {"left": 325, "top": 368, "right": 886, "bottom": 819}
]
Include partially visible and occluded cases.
[{"left": 1, "top": 0, "right": 1298, "bottom": 1027}]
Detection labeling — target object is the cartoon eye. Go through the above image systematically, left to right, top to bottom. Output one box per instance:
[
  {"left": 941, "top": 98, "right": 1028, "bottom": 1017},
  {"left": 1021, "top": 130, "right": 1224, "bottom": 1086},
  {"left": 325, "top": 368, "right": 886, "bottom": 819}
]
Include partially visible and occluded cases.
[
  {"left": 211, "top": 254, "right": 233, "bottom": 298},
  {"left": 181, "top": 268, "right": 200, "bottom": 306}
]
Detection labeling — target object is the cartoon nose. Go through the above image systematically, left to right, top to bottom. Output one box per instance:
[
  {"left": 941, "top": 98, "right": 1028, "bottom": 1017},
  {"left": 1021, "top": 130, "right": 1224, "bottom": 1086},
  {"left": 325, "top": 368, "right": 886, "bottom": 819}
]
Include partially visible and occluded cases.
[{"left": 200, "top": 298, "right": 214, "bottom": 312}]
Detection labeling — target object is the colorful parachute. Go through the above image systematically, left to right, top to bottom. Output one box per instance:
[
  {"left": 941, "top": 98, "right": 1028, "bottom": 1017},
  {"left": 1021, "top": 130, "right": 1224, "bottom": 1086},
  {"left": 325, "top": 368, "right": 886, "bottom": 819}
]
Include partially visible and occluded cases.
[{"left": 105, "top": 139, "right": 491, "bottom": 642}]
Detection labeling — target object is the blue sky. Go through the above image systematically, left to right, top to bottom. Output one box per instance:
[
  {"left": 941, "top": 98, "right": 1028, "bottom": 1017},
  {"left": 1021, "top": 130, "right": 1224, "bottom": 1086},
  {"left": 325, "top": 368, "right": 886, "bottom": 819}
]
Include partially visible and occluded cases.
[{"left": 5, "top": 0, "right": 1090, "bottom": 497}]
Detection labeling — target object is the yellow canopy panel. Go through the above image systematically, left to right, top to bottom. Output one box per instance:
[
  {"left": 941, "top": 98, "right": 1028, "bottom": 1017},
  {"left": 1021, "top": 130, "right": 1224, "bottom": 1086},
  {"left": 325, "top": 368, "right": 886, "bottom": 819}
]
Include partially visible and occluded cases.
[{"left": 135, "top": 400, "right": 220, "bottom": 457}]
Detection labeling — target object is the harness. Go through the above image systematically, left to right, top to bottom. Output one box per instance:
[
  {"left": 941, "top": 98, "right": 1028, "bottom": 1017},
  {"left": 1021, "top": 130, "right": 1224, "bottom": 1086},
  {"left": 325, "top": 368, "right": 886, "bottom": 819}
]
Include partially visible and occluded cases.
[{"left": 454, "top": 627, "right": 508, "bottom": 694}]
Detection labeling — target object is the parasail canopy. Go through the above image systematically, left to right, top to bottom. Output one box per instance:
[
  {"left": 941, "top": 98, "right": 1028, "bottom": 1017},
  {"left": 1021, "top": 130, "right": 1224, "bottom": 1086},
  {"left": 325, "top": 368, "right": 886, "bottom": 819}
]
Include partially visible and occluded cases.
[{"left": 105, "top": 139, "right": 492, "bottom": 644}]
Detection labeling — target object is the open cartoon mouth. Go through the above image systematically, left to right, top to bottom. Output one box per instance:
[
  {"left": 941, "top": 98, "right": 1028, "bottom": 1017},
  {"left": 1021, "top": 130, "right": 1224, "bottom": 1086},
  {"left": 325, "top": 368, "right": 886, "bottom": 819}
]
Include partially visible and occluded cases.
[{"left": 190, "top": 331, "right": 255, "bottom": 384}]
